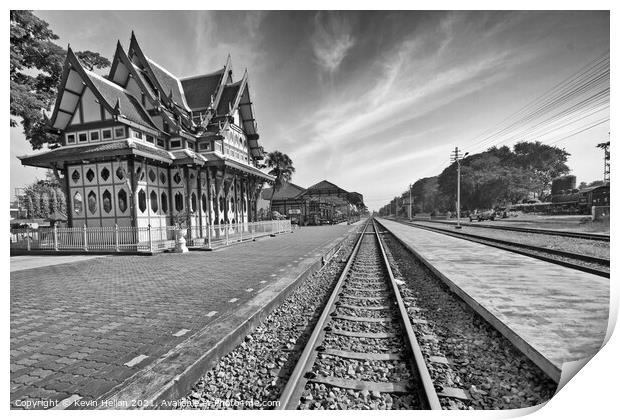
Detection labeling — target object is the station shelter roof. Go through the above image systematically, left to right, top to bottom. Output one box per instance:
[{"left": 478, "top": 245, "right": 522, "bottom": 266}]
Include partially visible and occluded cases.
[{"left": 261, "top": 182, "right": 306, "bottom": 201}]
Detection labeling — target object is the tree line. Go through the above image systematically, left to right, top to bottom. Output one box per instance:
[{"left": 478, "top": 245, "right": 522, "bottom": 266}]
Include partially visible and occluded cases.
[{"left": 405, "top": 141, "right": 574, "bottom": 214}]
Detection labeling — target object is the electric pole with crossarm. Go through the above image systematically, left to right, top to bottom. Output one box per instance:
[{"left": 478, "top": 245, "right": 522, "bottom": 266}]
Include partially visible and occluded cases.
[{"left": 450, "top": 147, "right": 469, "bottom": 229}]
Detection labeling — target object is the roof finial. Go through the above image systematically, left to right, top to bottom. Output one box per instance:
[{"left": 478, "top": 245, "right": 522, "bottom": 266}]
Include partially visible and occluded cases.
[{"left": 114, "top": 98, "right": 121, "bottom": 113}]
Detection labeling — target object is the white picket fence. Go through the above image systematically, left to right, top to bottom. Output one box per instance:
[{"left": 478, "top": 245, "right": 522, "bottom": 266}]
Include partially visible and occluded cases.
[
  {"left": 9, "top": 220, "right": 292, "bottom": 253},
  {"left": 186, "top": 220, "right": 292, "bottom": 248}
]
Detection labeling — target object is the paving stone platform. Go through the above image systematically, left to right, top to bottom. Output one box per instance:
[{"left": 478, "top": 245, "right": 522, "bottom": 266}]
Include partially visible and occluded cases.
[
  {"left": 377, "top": 218, "right": 609, "bottom": 384},
  {"left": 10, "top": 225, "right": 355, "bottom": 409}
]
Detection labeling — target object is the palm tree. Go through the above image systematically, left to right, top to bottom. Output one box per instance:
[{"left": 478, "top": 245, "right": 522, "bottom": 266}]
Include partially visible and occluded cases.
[{"left": 264, "top": 151, "right": 295, "bottom": 219}]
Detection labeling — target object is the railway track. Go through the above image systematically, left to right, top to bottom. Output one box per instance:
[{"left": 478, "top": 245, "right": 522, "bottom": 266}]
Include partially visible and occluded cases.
[
  {"left": 410, "top": 218, "right": 609, "bottom": 242},
  {"left": 276, "top": 219, "right": 446, "bottom": 410},
  {"left": 395, "top": 219, "right": 609, "bottom": 278}
]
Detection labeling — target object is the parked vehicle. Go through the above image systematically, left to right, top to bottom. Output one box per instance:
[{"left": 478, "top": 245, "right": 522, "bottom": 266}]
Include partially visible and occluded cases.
[{"left": 469, "top": 209, "right": 496, "bottom": 222}]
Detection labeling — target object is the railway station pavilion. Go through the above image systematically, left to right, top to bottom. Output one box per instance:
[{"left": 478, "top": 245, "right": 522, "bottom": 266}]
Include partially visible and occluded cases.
[
  {"left": 18, "top": 33, "right": 273, "bottom": 238},
  {"left": 259, "top": 180, "right": 365, "bottom": 225}
]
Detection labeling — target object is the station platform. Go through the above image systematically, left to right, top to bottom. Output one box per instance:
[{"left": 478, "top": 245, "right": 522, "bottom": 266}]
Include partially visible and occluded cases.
[
  {"left": 376, "top": 218, "right": 609, "bottom": 384},
  {"left": 10, "top": 225, "right": 358, "bottom": 409}
]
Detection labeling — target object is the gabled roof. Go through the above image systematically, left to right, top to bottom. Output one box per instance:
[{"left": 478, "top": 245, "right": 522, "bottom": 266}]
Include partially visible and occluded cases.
[
  {"left": 128, "top": 32, "right": 189, "bottom": 113},
  {"left": 109, "top": 41, "right": 158, "bottom": 100},
  {"left": 48, "top": 47, "right": 158, "bottom": 133},
  {"left": 146, "top": 57, "right": 189, "bottom": 110},
  {"left": 181, "top": 70, "right": 224, "bottom": 111},
  {"left": 86, "top": 71, "right": 157, "bottom": 130},
  {"left": 217, "top": 81, "right": 242, "bottom": 115},
  {"left": 304, "top": 180, "right": 348, "bottom": 195},
  {"left": 261, "top": 182, "right": 306, "bottom": 201}
]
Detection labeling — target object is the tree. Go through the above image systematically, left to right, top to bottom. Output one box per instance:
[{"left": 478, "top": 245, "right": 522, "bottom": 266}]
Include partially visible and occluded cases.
[
  {"left": 10, "top": 10, "right": 110, "bottom": 149},
  {"left": 74, "top": 51, "right": 111, "bottom": 71},
  {"left": 512, "top": 141, "right": 570, "bottom": 198},
  {"left": 435, "top": 142, "right": 570, "bottom": 212},
  {"left": 264, "top": 151, "right": 295, "bottom": 219},
  {"left": 22, "top": 175, "right": 68, "bottom": 220},
  {"left": 56, "top": 186, "right": 66, "bottom": 212},
  {"left": 50, "top": 188, "right": 59, "bottom": 214},
  {"left": 31, "top": 191, "right": 41, "bottom": 217},
  {"left": 40, "top": 192, "right": 50, "bottom": 219},
  {"left": 25, "top": 195, "right": 34, "bottom": 219}
]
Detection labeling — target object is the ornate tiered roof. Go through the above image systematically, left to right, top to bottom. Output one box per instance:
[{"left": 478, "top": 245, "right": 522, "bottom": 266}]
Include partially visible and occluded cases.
[
  {"left": 21, "top": 32, "right": 272, "bottom": 182},
  {"left": 48, "top": 32, "right": 264, "bottom": 158}
]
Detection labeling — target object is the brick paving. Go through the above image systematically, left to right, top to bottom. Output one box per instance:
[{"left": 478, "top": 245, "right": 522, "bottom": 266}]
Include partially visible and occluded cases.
[
  {"left": 377, "top": 218, "right": 609, "bottom": 383},
  {"left": 10, "top": 226, "right": 352, "bottom": 409}
]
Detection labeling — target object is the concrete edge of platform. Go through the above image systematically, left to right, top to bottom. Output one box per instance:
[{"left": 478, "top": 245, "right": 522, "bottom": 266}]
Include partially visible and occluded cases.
[
  {"left": 374, "top": 218, "right": 561, "bottom": 384},
  {"left": 93, "top": 225, "right": 360, "bottom": 410}
]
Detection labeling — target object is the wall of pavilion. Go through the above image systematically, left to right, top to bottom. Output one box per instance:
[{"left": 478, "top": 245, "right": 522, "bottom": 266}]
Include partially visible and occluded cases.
[{"left": 19, "top": 33, "right": 272, "bottom": 234}]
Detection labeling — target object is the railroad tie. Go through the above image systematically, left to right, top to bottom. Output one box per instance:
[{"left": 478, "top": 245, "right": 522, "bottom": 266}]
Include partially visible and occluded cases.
[
  {"left": 344, "top": 287, "right": 391, "bottom": 293},
  {"left": 340, "top": 293, "right": 387, "bottom": 301},
  {"left": 337, "top": 303, "right": 393, "bottom": 311},
  {"left": 333, "top": 314, "right": 393, "bottom": 323},
  {"left": 330, "top": 328, "right": 397, "bottom": 339},
  {"left": 321, "top": 348, "right": 402, "bottom": 361},
  {"left": 309, "top": 376, "right": 410, "bottom": 394}
]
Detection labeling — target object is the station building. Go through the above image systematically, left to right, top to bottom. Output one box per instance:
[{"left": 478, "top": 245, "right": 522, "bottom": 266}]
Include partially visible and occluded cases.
[
  {"left": 19, "top": 33, "right": 273, "bottom": 232},
  {"left": 259, "top": 180, "right": 365, "bottom": 225}
]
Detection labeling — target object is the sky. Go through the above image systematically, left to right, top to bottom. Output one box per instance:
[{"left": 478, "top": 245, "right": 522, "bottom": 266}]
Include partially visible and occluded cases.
[{"left": 10, "top": 10, "right": 610, "bottom": 210}]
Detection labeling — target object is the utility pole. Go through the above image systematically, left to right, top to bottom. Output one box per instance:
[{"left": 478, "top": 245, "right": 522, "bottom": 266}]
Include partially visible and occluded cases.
[
  {"left": 450, "top": 147, "right": 469, "bottom": 229},
  {"left": 408, "top": 184, "right": 413, "bottom": 220}
]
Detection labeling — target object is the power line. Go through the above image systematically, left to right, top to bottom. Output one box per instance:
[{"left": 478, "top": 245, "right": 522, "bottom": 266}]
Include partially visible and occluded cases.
[
  {"left": 379, "top": 51, "right": 610, "bottom": 210},
  {"left": 465, "top": 52, "right": 608, "bottom": 148},
  {"left": 470, "top": 71, "right": 609, "bottom": 153},
  {"left": 547, "top": 117, "right": 610, "bottom": 146}
]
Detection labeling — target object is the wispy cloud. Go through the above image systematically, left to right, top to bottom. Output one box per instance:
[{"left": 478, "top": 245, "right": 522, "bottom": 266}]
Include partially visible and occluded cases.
[
  {"left": 190, "top": 11, "right": 266, "bottom": 77},
  {"left": 244, "top": 11, "right": 266, "bottom": 40},
  {"left": 311, "top": 12, "right": 356, "bottom": 73},
  {"left": 282, "top": 13, "right": 550, "bottom": 198},
  {"left": 293, "top": 42, "right": 528, "bottom": 161}
]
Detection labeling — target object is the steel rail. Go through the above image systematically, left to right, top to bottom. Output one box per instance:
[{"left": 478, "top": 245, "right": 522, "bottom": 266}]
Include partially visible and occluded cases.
[
  {"left": 276, "top": 218, "right": 442, "bottom": 410},
  {"left": 408, "top": 218, "right": 609, "bottom": 242},
  {"left": 276, "top": 219, "right": 370, "bottom": 409},
  {"left": 373, "top": 220, "right": 442, "bottom": 409},
  {"left": 396, "top": 220, "right": 609, "bottom": 279}
]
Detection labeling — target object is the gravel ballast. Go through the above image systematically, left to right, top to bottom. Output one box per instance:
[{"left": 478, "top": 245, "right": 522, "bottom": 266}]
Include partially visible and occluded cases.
[
  {"left": 175, "top": 220, "right": 557, "bottom": 410},
  {"left": 411, "top": 220, "right": 609, "bottom": 259},
  {"left": 174, "top": 229, "right": 361, "bottom": 410},
  {"left": 380, "top": 231, "right": 558, "bottom": 409}
]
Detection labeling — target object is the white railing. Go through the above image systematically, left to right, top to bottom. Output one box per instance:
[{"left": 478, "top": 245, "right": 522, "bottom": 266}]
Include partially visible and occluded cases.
[
  {"left": 10, "top": 220, "right": 292, "bottom": 253},
  {"left": 186, "top": 220, "right": 292, "bottom": 247},
  {"left": 10, "top": 225, "right": 177, "bottom": 253}
]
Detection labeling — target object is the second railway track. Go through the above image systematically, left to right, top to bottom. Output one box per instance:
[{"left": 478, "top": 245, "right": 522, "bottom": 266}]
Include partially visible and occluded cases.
[
  {"left": 411, "top": 218, "right": 610, "bottom": 242},
  {"left": 277, "top": 219, "right": 449, "bottom": 410},
  {"left": 395, "top": 219, "right": 609, "bottom": 278}
]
